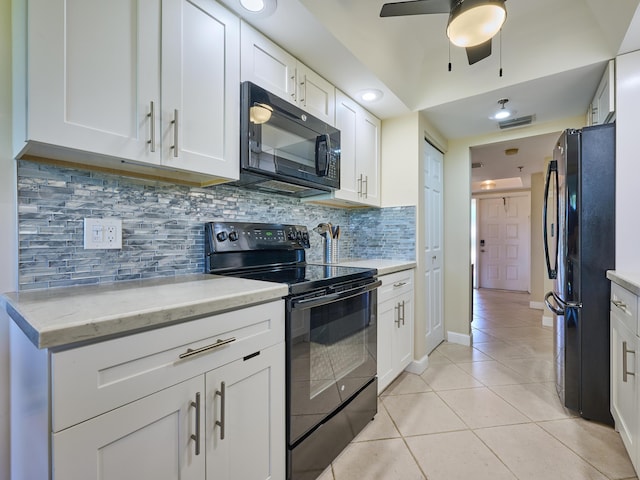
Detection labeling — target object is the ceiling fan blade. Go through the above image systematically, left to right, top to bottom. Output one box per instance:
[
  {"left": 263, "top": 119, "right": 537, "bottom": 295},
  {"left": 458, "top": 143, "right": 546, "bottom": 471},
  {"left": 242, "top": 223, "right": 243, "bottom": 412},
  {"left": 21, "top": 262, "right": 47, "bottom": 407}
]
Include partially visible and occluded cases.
[
  {"left": 380, "top": 0, "right": 450, "bottom": 17},
  {"left": 465, "top": 39, "right": 492, "bottom": 65}
]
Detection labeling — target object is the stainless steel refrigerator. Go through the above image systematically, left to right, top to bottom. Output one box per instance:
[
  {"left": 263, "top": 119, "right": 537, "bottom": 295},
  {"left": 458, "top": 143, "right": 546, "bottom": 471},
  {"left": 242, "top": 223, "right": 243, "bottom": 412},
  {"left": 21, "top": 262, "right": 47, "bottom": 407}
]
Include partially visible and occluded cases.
[{"left": 543, "top": 123, "right": 615, "bottom": 425}]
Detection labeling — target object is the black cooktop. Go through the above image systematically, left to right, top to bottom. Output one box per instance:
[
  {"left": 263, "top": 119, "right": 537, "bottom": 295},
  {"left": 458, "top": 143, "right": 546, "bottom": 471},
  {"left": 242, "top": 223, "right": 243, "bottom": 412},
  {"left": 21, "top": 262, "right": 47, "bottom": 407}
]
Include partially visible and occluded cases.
[{"left": 221, "top": 263, "right": 376, "bottom": 295}]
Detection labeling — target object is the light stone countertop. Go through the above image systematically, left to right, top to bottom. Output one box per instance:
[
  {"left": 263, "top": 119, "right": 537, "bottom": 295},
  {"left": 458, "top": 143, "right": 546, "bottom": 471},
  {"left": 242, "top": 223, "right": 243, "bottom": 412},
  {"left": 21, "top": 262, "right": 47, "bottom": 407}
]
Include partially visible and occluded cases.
[
  {"left": 335, "top": 259, "right": 416, "bottom": 276},
  {"left": 607, "top": 270, "right": 640, "bottom": 296},
  {"left": 2, "top": 274, "right": 288, "bottom": 350}
]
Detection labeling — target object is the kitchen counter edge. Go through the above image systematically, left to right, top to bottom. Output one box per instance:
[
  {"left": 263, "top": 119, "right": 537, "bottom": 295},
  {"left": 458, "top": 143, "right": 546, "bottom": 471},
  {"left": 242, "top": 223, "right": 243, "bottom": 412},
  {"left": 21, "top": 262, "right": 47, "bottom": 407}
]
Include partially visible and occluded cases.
[
  {"left": 607, "top": 270, "right": 640, "bottom": 296},
  {"left": 1, "top": 274, "right": 288, "bottom": 350}
]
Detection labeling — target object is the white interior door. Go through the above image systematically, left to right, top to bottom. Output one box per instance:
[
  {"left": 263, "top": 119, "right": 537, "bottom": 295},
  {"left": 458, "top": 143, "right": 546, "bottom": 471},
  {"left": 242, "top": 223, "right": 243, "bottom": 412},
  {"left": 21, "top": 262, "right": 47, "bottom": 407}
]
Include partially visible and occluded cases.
[
  {"left": 424, "top": 140, "right": 444, "bottom": 353},
  {"left": 478, "top": 194, "right": 531, "bottom": 291}
]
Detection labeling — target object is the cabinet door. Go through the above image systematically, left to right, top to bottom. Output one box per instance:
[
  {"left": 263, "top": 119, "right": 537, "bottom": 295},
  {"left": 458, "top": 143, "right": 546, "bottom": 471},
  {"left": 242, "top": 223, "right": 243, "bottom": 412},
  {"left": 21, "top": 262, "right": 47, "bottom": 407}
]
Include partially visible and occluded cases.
[
  {"left": 26, "top": 0, "right": 161, "bottom": 164},
  {"left": 162, "top": 0, "right": 239, "bottom": 179},
  {"left": 240, "top": 22, "right": 297, "bottom": 104},
  {"left": 296, "top": 64, "right": 336, "bottom": 126},
  {"left": 335, "top": 92, "right": 359, "bottom": 203},
  {"left": 357, "top": 110, "right": 381, "bottom": 207},
  {"left": 395, "top": 293, "right": 414, "bottom": 371},
  {"left": 377, "top": 298, "right": 396, "bottom": 393},
  {"left": 611, "top": 315, "right": 638, "bottom": 467},
  {"left": 206, "top": 342, "right": 285, "bottom": 480},
  {"left": 53, "top": 376, "right": 205, "bottom": 480}
]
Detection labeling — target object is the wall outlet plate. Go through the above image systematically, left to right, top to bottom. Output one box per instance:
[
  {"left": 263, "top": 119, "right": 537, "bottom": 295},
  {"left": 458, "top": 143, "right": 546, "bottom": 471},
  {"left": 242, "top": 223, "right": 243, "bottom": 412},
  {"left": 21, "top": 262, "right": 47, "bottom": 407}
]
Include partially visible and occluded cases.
[{"left": 84, "top": 218, "right": 122, "bottom": 250}]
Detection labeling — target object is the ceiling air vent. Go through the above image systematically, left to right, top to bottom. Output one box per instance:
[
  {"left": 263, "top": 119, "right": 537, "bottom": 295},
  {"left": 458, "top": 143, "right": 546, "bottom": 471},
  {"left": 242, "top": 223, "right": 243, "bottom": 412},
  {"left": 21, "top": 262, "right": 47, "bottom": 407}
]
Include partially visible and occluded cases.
[
  {"left": 498, "top": 114, "right": 536, "bottom": 129},
  {"left": 471, "top": 162, "right": 483, "bottom": 169}
]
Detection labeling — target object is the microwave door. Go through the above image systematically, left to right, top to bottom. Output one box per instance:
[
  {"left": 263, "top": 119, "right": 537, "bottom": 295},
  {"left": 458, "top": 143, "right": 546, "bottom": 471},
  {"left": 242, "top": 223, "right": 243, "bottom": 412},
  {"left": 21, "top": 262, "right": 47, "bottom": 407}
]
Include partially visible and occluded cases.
[{"left": 543, "top": 160, "right": 559, "bottom": 279}]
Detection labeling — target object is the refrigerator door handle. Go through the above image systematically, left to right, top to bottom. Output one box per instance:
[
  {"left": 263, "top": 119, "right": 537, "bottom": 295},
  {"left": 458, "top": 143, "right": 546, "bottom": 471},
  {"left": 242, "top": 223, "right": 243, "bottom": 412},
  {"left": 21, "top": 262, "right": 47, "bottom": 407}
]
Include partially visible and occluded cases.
[
  {"left": 543, "top": 160, "right": 559, "bottom": 279},
  {"left": 545, "top": 291, "right": 565, "bottom": 315}
]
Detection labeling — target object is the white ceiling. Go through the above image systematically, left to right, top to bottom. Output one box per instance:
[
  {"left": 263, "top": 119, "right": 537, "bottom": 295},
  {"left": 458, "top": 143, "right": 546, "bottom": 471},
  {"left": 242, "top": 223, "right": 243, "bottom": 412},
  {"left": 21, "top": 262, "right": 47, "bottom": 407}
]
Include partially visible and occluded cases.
[{"left": 220, "top": 0, "right": 640, "bottom": 185}]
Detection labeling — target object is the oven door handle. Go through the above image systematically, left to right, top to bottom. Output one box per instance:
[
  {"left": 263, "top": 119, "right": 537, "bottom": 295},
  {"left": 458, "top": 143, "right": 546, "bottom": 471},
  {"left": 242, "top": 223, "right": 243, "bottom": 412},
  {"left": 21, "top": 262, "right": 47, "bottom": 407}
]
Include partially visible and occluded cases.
[{"left": 292, "top": 280, "right": 381, "bottom": 310}]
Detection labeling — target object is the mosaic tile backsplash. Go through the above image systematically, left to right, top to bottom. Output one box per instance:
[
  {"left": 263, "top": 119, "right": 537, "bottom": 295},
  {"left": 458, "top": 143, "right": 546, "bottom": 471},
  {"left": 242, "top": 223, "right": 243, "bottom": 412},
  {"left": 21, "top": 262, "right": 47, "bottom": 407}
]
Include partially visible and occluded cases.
[{"left": 17, "top": 161, "right": 416, "bottom": 290}]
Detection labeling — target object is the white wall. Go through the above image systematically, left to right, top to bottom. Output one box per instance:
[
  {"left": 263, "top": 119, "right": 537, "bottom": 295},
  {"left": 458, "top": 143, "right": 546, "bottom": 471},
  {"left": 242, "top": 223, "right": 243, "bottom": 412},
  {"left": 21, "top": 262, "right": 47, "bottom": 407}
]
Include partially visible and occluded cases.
[
  {"left": 1, "top": 0, "right": 17, "bottom": 477},
  {"left": 380, "top": 113, "right": 448, "bottom": 362},
  {"left": 443, "top": 116, "right": 585, "bottom": 337}
]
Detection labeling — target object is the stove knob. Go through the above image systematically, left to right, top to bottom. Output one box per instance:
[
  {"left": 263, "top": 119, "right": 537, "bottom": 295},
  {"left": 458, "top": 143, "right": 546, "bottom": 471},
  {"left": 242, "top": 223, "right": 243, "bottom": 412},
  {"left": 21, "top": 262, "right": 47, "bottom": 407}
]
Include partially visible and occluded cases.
[
  {"left": 216, "top": 231, "right": 228, "bottom": 242},
  {"left": 228, "top": 231, "right": 239, "bottom": 242},
  {"left": 287, "top": 231, "right": 296, "bottom": 241},
  {"left": 296, "top": 231, "right": 303, "bottom": 241},
  {"left": 302, "top": 231, "right": 309, "bottom": 242}
]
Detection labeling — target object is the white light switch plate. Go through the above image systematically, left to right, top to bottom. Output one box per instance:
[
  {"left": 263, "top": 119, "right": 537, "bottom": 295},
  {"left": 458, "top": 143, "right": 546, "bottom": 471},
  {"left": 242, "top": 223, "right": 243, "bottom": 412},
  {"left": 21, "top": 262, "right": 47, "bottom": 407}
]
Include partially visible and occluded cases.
[{"left": 84, "top": 218, "right": 122, "bottom": 249}]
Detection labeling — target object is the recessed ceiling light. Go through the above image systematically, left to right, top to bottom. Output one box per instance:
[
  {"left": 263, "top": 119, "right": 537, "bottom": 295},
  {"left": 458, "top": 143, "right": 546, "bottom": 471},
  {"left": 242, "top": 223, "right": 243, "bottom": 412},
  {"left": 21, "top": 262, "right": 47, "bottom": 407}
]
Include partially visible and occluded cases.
[
  {"left": 238, "top": 0, "right": 276, "bottom": 16},
  {"left": 358, "top": 89, "right": 383, "bottom": 102}
]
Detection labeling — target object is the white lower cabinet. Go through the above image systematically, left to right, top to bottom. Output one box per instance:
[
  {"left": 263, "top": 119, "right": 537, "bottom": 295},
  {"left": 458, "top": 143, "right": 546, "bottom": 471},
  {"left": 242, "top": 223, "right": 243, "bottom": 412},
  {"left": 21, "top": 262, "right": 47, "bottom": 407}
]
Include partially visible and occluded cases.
[
  {"left": 377, "top": 269, "right": 414, "bottom": 393},
  {"left": 610, "top": 282, "right": 640, "bottom": 473},
  {"left": 11, "top": 300, "right": 285, "bottom": 480},
  {"left": 206, "top": 343, "right": 285, "bottom": 480},
  {"left": 53, "top": 376, "right": 206, "bottom": 480}
]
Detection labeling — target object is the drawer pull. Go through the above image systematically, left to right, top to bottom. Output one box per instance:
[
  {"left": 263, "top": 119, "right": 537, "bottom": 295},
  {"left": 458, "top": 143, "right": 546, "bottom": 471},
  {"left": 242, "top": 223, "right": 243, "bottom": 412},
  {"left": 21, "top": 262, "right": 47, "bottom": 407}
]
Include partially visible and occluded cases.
[
  {"left": 393, "top": 281, "right": 407, "bottom": 288},
  {"left": 612, "top": 299, "right": 629, "bottom": 312},
  {"left": 179, "top": 337, "right": 236, "bottom": 360},
  {"left": 623, "top": 341, "right": 636, "bottom": 383},
  {"left": 216, "top": 381, "right": 226, "bottom": 440},
  {"left": 190, "top": 392, "right": 201, "bottom": 455}
]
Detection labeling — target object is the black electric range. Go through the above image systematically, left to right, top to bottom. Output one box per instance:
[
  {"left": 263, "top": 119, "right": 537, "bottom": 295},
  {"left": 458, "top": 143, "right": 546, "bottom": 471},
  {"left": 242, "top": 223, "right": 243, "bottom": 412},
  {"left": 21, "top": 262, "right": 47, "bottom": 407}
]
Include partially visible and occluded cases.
[{"left": 204, "top": 221, "right": 379, "bottom": 480}]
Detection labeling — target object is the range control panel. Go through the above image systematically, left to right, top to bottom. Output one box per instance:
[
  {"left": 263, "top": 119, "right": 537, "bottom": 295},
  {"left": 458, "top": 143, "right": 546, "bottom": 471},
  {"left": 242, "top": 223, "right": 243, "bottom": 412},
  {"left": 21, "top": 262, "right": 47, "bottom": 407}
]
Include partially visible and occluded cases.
[{"left": 206, "top": 221, "right": 310, "bottom": 253}]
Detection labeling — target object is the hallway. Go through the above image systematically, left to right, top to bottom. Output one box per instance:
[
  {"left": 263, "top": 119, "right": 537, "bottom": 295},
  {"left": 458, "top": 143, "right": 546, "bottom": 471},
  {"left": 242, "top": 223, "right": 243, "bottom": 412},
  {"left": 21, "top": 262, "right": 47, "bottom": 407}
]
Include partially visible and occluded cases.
[{"left": 317, "top": 289, "right": 637, "bottom": 480}]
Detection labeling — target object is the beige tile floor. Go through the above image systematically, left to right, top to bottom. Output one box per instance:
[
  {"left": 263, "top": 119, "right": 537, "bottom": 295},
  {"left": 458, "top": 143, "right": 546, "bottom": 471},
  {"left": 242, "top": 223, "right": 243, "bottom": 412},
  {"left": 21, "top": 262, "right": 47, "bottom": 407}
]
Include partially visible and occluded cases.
[{"left": 317, "top": 288, "right": 638, "bottom": 480}]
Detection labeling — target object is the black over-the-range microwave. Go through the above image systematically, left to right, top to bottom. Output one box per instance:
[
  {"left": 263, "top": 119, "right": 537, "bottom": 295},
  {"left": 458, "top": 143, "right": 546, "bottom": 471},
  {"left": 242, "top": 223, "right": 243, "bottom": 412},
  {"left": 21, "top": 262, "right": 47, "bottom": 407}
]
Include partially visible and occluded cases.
[{"left": 233, "top": 81, "right": 341, "bottom": 197}]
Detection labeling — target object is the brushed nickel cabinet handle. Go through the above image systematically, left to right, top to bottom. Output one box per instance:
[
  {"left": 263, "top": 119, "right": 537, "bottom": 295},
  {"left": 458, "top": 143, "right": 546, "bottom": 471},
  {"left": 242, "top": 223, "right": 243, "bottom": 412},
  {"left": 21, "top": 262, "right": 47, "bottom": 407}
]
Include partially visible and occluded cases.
[
  {"left": 147, "top": 101, "right": 155, "bottom": 152},
  {"left": 171, "top": 109, "right": 179, "bottom": 157},
  {"left": 357, "top": 174, "right": 363, "bottom": 197},
  {"left": 363, "top": 175, "right": 368, "bottom": 198},
  {"left": 393, "top": 281, "right": 407, "bottom": 288},
  {"left": 613, "top": 299, "right": 629, "bottom": 312},
  {"left": 401, "top": 300, "right": 406, "bottom": 326},
  {"left": 394, "top": 304, "right": 401, "bottom": 328},
  {"left": 179, "top": 337, "right": 236, "bottom": 360},
  {"left": 623, "top": 341, "right": 636, "bottom": 383},
  {"left": 215, "top": 381, "right": 226, "bottom": 440},
  {"left": 190, "top": 392, "right": 201, "bottom": 455}
]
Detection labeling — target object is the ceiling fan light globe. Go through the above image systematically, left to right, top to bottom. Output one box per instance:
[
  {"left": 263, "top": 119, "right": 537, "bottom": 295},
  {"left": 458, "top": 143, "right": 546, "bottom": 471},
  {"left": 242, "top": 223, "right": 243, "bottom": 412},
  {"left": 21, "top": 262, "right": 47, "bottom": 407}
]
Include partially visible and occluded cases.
[
  {"left": 240, "top": 0, "right": 265, "bottom": 12},
  {"left": 447, "top": 3, "right": 506, "bottom": 47}
]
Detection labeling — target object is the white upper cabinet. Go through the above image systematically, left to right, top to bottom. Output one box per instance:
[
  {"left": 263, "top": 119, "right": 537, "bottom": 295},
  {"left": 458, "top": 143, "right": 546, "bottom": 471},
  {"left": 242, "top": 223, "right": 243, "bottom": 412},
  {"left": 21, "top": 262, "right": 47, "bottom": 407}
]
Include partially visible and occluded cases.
[
  {"left": 15, "top": 0, "right": 239, "bottom": 184},
  {"left": 162, "top": 0, "right": 240, "bottom": 179},
  {"left": 240, "top": 22, "right": 335, "bottom": 126},
  {"left": 240, "top": 22, "right": 297, "bottom": 102},
  {"left": 588, "top": 59, "right": 615, "bottom": 126},
  {"left": 326, "top": 91, "right": 381, "bottom": 207}
]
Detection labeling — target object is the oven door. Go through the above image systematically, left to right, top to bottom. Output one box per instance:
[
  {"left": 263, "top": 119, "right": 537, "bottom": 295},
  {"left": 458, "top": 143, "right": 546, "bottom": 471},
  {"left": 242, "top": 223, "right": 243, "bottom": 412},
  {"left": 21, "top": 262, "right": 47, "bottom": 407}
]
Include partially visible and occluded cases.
[{"left": 287, "top": 279, "right": 379, "bottom": 445}]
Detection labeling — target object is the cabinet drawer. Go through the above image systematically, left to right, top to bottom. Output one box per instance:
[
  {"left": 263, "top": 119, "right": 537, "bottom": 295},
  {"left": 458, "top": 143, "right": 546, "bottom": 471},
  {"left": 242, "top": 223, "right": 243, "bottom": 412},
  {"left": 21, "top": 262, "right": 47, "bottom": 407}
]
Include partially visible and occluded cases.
[
  {"left": 378, "top": 269, "right": 414, "bottom": 304},
  {"left": 611, "top": 283, "right": 638, "bottom": 336},
  {"left": 51, "top": 300, "right": 284, "bottom": 432}
]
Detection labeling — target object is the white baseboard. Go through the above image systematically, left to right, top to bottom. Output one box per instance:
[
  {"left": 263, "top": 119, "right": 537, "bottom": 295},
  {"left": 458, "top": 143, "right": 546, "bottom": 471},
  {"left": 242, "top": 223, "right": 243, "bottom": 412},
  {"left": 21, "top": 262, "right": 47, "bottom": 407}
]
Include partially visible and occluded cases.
[
  {"left": 530, "top": 301, "right": 545, "bottom": 310},
  {"left": 542, "top": 315, "right": 553, "bottom": 327},
  {"left": 447, "top": 331, "right": 472, "bottom": 347},
  {"left": 405, "top": 354, "right": 429, "bottom": 375}
]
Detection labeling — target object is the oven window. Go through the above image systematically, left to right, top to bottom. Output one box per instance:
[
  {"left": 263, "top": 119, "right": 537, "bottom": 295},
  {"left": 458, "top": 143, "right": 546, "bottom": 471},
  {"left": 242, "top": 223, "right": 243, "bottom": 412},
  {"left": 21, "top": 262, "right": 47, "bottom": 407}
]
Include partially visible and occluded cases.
[{"left": 289, "top": 288, "right": 377, "bottom": 443}]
